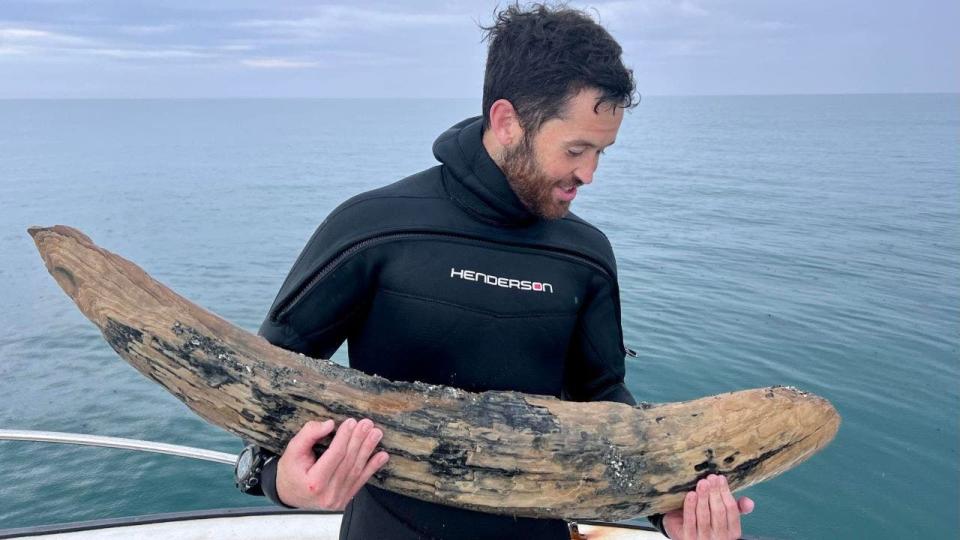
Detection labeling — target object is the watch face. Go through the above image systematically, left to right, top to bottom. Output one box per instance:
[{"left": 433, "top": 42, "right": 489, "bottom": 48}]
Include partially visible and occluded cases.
[{"left": 236, "top": 447, "right": 254, "bottom": 480}]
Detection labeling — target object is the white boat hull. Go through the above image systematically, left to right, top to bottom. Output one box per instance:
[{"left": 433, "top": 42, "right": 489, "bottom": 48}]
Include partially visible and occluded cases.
[{"left": 0, "top": 508, "right": 664, "bottom": 539}]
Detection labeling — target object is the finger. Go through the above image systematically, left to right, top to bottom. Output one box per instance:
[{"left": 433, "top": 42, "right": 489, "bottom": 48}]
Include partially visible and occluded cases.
[
  {"left": 308, "top": 418, "right": 356, "bottom": 483},
  {"left": 328, "top": 418, "right": 374, "bottom": 496},
  {"left": 284, "top": 420, "right": 335, "bottom": 468},
  {"left": 349, "top": 427, "right": 384, "bottom": 479},
  {"left": 344, "top": 450, "right": 390, "bottom": 501},
  {"left": 708, "top": 475, "right": 727, "bottom": 537},
  {"left": 718, "top": 476, "right": 741, "bottom": 538},
  {"left": 696, "top": 479, "right": 711, "bottom": 539},
  {"left": 682, "top": 491, "right": 698, "bottom": 540},
  {"left": 738, "top": 496, "right": 755, "bottom": 515}
]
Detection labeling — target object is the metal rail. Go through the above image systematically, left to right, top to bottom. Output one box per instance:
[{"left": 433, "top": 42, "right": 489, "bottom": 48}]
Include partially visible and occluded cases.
[{"left": 0, "top": 429, "right": 237, "bottom": 464}]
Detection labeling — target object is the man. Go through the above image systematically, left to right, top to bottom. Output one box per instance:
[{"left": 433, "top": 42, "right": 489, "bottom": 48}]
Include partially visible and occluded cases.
[{"left": 239, "top": 4, "right": 754, "bottom": 539}]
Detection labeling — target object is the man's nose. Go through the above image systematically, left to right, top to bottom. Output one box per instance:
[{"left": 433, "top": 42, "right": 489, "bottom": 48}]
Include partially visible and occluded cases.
[
  {"left": 575, "top": 152, "right": 602, "bottom": 185},
  {"left": 574, "top": 164, "right": 596, "bottom": 185}
]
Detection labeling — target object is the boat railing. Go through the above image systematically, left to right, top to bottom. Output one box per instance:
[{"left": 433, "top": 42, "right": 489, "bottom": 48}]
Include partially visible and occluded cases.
[{"left": 0, "top": 429, "right": 236, "bottom": 464}]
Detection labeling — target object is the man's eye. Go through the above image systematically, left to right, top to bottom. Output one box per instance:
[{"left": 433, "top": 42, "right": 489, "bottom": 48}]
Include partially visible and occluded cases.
[{"left": 567, "top": 148, "right": 585, "bottom": 157}]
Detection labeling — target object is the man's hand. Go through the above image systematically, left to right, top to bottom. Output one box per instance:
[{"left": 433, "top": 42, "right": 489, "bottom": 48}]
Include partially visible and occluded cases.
[
  {"left": 275, "top": 418, "right": 389, "bottom": 510},
  {"left": 663, "top": 474, "right": 755, "bottom": 540}
]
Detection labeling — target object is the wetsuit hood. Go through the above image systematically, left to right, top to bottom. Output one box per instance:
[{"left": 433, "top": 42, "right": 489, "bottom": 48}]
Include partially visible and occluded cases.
[{"left": 432, "top": 116, "right": 537, "bottom": 226}]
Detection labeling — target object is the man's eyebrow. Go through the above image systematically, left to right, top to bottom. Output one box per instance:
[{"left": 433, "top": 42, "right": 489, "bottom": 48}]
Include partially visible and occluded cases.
[{"left": 565, "top": 138, "right": 616, "bottom": 148}]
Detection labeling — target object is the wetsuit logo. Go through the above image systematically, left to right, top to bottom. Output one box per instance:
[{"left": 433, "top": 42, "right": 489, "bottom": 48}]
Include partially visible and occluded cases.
[{"left": 449, "top": 268, "right": 553, "bottom": 293}]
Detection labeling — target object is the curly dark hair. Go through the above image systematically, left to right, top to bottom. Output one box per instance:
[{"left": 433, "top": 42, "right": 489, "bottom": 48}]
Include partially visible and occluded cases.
[{"left": 480, "top": 2, "right": 638, "bottom": 134}]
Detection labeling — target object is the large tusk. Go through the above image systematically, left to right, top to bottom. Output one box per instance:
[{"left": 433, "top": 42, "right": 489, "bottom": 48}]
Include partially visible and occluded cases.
[{"left": 28, "top": 225, "right": 840, "bottom": 520}]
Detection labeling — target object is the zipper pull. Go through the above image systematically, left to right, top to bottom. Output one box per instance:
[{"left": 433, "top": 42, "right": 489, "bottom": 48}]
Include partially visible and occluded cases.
[{"left": 624, "top": 343, "right": 638, "bottom": 358}]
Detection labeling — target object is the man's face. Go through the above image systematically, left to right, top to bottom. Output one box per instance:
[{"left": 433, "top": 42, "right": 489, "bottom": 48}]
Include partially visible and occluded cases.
[{"left": 501, "top": 88, "right": 624, "bottom": 220}]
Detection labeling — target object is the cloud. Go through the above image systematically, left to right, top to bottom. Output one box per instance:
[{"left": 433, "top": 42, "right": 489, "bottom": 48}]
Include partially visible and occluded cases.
[
  {"left": 590, "top": 0, "right": 792, "bottom": 64},
  {"left": 591, "top": 0, "right": 790, "bottom": 38},
  {"left": 593, "top": 0, "right": 710, "bottom": 21},
  {"left": 236, "top": 4, "right": 463, "bottom": 41},
  {"left": 0, "top": 5, "right": 465, "bottom": 69},
  {"left": 746, "top": 20, "right": 792, "bottom": 32},
  {"left": 0, "top": 24, "right": 224, "bottom": 62},
  {"left": 118, "top": 24, "right": 179, "bottom": 36},
  {"left": 0, "top": 26, "right": 96, "bottom": 57},
  {"left": 0, "top": 27, "right": 92, "bottom": 46},
  {"left": 631, "top": 38, "right": 712, "bottom": 58},
  {"left": 218, "top": 43, "right": 256, "bottom": 52},
  {"left": 89, "top": 47, "right": 216, "bottom": 59},
  {"left": 239, "top": 50, "right": 414, "bottom": 70},
  {"left": 241, "top": 57, "right": 318, "bottom": 69}
]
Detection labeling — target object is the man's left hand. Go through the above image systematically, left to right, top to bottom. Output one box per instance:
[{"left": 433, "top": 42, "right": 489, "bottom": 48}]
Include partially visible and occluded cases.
[{"left": 662, "top": 474, "right": 755, "bottom": 540}]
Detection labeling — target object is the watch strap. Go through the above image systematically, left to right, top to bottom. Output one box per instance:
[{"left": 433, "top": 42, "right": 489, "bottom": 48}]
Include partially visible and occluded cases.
[{"left": 260, "top": 454, "right": 295, "bottom": 508}]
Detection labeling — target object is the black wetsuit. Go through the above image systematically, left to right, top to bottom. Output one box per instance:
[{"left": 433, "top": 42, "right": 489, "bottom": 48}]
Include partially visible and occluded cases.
[{"left": 252, "top": 116, "right": 665, "bottom": 539}]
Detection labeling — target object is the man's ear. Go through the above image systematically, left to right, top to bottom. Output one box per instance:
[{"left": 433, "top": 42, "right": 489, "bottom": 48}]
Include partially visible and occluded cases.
[{"left": 487, "top": 99, "right": 524, "bottom": 147}]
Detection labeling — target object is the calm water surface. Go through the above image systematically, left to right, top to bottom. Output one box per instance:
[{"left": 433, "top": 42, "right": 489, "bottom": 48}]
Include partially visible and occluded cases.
[{"left": 0, "top": 95, "right": 957, "bottom": 538}]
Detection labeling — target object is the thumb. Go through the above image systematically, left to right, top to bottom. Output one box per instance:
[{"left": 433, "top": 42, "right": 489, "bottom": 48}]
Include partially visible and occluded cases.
[
  {"left": 284, "top": 420, "right": 336, "bottom": 467},
  {"left": 738, "top": 496, "right": 755, "bottom": 515}
]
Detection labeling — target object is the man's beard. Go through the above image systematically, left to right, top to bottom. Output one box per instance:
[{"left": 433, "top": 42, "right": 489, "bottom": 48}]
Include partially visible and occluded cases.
[{"left": 500, "top": 136, "right": 577, "bottom": 220}]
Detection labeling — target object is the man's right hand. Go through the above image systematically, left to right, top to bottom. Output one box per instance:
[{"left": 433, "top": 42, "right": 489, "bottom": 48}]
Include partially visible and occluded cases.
[{"left": 275, "top": 418, "right": 390, "bottom": 510}]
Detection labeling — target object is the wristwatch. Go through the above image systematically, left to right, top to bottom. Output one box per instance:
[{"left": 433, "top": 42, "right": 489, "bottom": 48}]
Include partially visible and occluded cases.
[{"left": 234, "top": 444, "right": 275, "bottom": 494}]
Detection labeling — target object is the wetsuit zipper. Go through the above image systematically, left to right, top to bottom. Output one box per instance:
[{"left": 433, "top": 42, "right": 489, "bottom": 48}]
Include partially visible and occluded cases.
[{"left": 271, "top": 231, "right": 617, "bottom": 322}]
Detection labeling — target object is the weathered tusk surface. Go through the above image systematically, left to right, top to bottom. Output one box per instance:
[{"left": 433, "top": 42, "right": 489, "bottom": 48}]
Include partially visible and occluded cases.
[{"left": 28, "top": 225, "right": 840, "bottom": 520}]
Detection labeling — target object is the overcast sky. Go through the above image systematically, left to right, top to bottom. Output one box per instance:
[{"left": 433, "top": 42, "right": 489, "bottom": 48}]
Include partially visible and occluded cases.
[{"left": 1, "top": 0, "right": 957, "bottom": 98}]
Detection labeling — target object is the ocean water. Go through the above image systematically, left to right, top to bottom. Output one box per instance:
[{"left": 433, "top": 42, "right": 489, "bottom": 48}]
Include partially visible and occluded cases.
[{"left": 0, "top": 95, "right": 956, "bottom": 539}]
